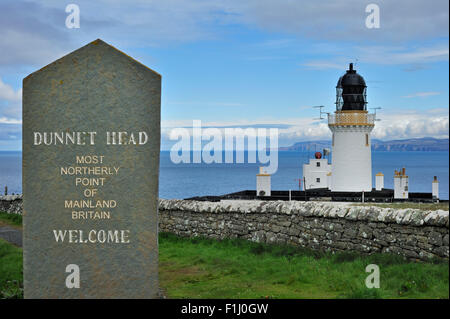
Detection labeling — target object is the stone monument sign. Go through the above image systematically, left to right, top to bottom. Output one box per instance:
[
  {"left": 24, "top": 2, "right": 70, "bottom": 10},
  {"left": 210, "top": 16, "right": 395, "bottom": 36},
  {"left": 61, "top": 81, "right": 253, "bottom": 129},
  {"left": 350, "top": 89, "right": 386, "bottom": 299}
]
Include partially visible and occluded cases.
[{"left": 22, "top": 39, "right": 161, "bottom": 298}]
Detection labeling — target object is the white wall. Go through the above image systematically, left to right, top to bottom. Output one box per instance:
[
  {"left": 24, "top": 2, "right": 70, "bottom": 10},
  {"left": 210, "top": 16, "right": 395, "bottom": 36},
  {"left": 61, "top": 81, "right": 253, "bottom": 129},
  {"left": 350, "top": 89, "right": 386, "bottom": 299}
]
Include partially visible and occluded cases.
[
  {"left": 329, "top": 126, "right": 373, "bottom": 192},
  {"left": 302, "top": 158, "right": 331, "bottom": 190},
  {"left": 375, "top": 174, "right": 384, "bottom": 191},
  {"left": 256, "top": 175, "right": 271, "bottom": 196},
  {"left": 394, "top": 176, "right": 409, "bottom": 199},
  {"left": 432, "top": 181, "right": 439, "bottom": 199}
]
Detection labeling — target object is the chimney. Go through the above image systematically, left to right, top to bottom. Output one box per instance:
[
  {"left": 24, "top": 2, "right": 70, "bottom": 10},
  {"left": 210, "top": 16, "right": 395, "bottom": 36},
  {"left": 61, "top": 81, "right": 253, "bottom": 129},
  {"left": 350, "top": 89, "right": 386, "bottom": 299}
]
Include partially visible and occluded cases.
[
  {"left": 256, "top": 167, "right": 271, "bottom": 196},
  {"left": 375, "top": 173, "right": 384, "bottom": 191},
  {"left": 432, "top": 176, "right": 439, "bottom": 201}
]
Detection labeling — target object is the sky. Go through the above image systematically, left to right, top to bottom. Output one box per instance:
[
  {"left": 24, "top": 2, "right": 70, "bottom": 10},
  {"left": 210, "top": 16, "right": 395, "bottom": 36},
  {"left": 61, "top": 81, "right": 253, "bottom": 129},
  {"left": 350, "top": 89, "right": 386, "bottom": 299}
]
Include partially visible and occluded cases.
[{"left": 0, "top": 0, "right": 448, "bottom": 151}]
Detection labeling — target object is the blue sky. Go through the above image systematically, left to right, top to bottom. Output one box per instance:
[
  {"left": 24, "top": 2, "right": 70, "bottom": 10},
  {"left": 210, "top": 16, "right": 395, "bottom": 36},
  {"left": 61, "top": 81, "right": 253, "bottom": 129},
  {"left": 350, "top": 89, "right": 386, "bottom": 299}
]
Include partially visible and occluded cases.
[{"left": 0, "top": 0, "right": 448, "bottom": 150}]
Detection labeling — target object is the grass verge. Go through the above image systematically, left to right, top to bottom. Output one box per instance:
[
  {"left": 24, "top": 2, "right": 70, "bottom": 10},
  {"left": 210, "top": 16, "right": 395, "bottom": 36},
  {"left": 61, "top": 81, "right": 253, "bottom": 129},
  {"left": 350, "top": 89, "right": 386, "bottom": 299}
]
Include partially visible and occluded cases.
[
  {"left": 0, "top": 211, "right": 22, "bottom": 229},
  {"left": 0, "top": 232, "right": 448, "bottom": 299},
  {"left": 159, "top": 233, "right": 449, "bottom": 299},
  {"left": 0, "top": 238, "right": 23, "bottom": 298}
]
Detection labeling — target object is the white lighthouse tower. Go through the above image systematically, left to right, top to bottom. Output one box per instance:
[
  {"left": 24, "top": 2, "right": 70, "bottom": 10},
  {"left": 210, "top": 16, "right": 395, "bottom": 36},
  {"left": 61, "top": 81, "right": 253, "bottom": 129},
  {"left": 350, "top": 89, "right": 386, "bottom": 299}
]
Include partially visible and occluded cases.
[{"left": 328, "top": 63, "right": 375, "bottom": 192}]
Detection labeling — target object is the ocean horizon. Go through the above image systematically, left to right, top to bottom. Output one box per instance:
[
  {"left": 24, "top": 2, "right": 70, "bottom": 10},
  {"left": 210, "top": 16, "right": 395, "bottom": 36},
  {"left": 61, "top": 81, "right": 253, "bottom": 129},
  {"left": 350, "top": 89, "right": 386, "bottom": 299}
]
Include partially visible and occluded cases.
[{"left": 1, "top": 150, "right": 448, "bottom": 200}]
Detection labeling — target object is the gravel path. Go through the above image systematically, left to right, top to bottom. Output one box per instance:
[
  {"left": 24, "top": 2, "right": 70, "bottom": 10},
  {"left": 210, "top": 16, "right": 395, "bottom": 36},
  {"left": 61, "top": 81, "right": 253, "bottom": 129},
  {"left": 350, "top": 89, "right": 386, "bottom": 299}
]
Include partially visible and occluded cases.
[{"left": 0, "top": 226, "right": 22, "bottom": 247}]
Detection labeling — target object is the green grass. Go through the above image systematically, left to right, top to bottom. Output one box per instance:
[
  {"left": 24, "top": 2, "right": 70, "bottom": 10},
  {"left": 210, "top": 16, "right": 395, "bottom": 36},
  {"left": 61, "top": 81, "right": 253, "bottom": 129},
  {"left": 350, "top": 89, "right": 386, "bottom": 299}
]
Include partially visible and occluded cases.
[
  {"left": 352, "top": 202, "right": 449, "bottom": 211},
  {"left": 0, "top": 211, "right": 22, "bottom": 228},
  {"left": 0, "top": 231, "right": 448, "bottom": 299},
  {"left": 159, "top": 233, "right": 449, "bottom": 299},
  {"left": 0, "top": 238, "right": 23, "bottom": 299}
]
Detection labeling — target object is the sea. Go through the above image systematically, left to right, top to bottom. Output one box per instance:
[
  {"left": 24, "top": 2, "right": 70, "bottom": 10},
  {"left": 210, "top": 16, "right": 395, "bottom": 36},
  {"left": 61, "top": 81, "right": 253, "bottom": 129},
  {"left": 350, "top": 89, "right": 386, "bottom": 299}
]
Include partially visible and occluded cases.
[{"left": 0, "top": 151, "right": 448, "bottom": 200}]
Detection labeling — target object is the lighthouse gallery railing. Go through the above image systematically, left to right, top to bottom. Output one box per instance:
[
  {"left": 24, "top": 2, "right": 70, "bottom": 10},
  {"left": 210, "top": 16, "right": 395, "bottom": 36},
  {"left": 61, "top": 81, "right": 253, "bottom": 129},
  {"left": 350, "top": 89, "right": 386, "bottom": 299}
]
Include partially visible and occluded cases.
[{"left": 328, "top": 112, "right": 375, "bottom": 126}]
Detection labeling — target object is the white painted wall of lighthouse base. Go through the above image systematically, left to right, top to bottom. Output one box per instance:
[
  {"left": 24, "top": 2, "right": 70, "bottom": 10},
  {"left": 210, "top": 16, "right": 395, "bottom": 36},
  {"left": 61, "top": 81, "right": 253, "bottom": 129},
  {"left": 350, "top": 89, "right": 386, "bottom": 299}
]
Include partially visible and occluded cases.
[{"left": 330, "top": 126, "right": 373, "bottom": 192}]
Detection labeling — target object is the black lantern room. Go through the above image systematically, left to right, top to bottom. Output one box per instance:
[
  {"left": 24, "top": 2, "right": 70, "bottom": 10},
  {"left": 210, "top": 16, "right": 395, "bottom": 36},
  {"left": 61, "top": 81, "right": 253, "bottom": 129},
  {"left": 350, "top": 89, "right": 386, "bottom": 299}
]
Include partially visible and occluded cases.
[{"left": 335, "top": 63, "right": 367, "bottom": 111}]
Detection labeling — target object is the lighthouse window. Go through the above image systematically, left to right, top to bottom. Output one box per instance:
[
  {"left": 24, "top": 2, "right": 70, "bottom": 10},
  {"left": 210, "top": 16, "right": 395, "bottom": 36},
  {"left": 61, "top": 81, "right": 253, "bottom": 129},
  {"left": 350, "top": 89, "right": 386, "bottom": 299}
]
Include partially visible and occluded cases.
[
  {"left": 365, "top": 134, "right": 369, "bottom": 146},
  {"left": 316, "top": 162, "right": 320, "bottom": 167},
  {"left": 316, "top": 178, "right": 320, "bottom": 183}
]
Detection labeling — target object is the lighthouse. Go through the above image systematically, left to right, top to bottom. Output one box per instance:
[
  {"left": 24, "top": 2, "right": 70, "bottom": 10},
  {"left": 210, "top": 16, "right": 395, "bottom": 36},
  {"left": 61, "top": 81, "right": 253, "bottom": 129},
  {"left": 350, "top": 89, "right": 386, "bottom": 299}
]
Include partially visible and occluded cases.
[{"left": 328, "top": 63, "right": 375, "bottom": 192}]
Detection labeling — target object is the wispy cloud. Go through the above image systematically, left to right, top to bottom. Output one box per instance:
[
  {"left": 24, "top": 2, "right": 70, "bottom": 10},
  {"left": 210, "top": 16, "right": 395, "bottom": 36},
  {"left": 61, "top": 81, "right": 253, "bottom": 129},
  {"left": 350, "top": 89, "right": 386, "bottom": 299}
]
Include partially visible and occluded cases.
[
  {"left": 254, "top": 38, "right": 296, "bottom": 48},
  {"left": 302, "top": 44, "right": 449, "bottom": 70},
  {"left": 357, "top": 45, "right": 449, "bottom": 65},
  {"left": 301, "top": 61, "right": 344, "bottom": 70},
  {"left": 402, "top": 64, "right": 429, "bottom": 72},
  {"left": 0, "top": 77, "right": 21, "bottom": 121},
  {"left": 0, "top": 78, "right": 21, "bottom": 102},
  {"left": 402, "top": 92, "right": 441, "bottom": 98},
  {"left": 167, "top": 101, "right": 245, "bottom": 107},
  {"left": 0, "top": 117, "right": 21, "bottom": 124}
]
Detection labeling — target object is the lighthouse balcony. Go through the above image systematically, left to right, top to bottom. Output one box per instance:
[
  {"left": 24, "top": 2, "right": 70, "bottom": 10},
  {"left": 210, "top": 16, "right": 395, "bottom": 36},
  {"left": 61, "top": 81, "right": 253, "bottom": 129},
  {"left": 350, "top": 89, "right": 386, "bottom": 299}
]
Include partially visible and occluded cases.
[{"left": 328, "top": 111, "right": 375, "bottom": 127}]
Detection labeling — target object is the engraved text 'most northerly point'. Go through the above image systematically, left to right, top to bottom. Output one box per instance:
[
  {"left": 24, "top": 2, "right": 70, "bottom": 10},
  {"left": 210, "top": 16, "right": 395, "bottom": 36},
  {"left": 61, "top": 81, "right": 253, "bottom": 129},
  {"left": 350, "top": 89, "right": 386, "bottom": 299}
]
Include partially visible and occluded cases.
[{"left": 60, "top": 166, "right": 120, "bottom": 175}]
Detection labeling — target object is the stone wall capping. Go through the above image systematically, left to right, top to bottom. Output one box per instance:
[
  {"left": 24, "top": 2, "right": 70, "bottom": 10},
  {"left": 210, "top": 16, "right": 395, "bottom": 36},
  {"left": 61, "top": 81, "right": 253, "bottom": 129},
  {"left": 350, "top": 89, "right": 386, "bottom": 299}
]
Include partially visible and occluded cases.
[{"left": 158, "top": 199, "right": 448, "bottom": 227}]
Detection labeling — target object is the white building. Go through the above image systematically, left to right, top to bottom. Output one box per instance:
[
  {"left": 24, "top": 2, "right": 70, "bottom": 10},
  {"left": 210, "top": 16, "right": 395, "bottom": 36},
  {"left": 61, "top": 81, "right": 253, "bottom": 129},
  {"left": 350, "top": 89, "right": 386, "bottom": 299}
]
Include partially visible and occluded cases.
[
  {"left": 328, "top": 63, "right": 375, "bottom": 192},
  {"left": 302, "top": 153, "right": 332, "bottom": 190},
  {"left": 256, "top": 167, "right": 271, "bottom": 196},
  {"left": 394, "top": 168, "right": 409, "bottom": 199},
  {"left": 375, "top": 172, "right": 384, "bottom": 191},
  {"left": 432, "top": 176, "right": 439, "bottom": 200}
]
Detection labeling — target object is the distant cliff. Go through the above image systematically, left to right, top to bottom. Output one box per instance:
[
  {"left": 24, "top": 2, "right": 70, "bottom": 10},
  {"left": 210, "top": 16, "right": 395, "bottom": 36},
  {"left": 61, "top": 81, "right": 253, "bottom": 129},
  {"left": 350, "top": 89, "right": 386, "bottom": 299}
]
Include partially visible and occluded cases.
[{"left": 279, "top": 137, "right": 449, "bottom": 152}]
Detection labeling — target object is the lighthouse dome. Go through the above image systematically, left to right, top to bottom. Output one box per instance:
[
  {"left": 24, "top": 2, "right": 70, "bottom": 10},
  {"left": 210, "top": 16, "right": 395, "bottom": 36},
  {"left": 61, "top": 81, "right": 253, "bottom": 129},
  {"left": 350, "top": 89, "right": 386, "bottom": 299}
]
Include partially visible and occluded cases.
[
  {"left": 335, "top": 63, "right": 367, "bottom": 111},
  {"left": 337, "top": 71, "right": 366, "bottom": 87}
]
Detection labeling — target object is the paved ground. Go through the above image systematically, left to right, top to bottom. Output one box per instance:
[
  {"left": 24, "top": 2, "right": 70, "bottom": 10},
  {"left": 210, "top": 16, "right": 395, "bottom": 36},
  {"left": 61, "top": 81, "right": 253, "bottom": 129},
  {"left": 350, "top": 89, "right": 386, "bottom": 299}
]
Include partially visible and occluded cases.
[{"left": 0, "top": 226, "right": 22, "bottom": 247}]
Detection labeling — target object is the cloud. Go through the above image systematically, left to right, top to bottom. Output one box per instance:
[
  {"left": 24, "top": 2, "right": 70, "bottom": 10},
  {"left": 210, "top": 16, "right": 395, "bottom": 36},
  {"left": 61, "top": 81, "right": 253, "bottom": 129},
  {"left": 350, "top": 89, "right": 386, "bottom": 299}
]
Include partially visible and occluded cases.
[
  {"left": 0, "top": 0, "right": 448, "bottom": 151},
  {"left": 1, "top": 0, "right": 449, "bottom": 69},
  {"left": 226, "top": 0, "right": 449, "bottom": 42},
  {"left": 0, "top": 1, "right": 70, "bottom": 67},
  {"left": 301, "top": 44, "right": 449, "bottom": 70},
  {"left": 356, "top": 45, "right": 449, "bottom": 65},
  {"left": 301, "top": 61, "right": 344, "bottom": 70},
  {"left": 402, "top": 64, "right": 429, "bottom": 72},
  {"left": 0, "top": 77, "right": 22, "bottom": 121},
  {"left": 0, "top": 78, "right": 21, "bottom": 102},
  {"left": 402, "top": 92, "right": 441, "bottom": 98},
  {"left": 167, "top": 101, "right": 245, "bottom": 107},
  {"left": 427, "top": 107, "right": 449, "bottom": 114},
  {"left": 161, "top": 110, "right": 449, "bottom": 149},
  {"left": 372, "top": 110, "right": 449, "bottom": 140},
  {"left": 0, "top": 117, "right": 22, "bottom": 124},
  {"left": 0, "top": 123, "right": 22, "bottom": 150}
]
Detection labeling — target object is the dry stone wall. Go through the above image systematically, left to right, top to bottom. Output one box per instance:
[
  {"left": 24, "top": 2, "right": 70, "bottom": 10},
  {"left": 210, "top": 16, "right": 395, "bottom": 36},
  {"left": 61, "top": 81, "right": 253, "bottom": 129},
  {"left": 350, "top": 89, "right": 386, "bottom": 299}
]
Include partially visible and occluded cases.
[
  {"left": 0, "top": 195, "right": 23, "bottom": 215},
  {"left": 2, "top": 196, "right": 448, "bottom": 260},
  {"left": 159, "top": 199, "right": 449, "bottom": 261}
]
